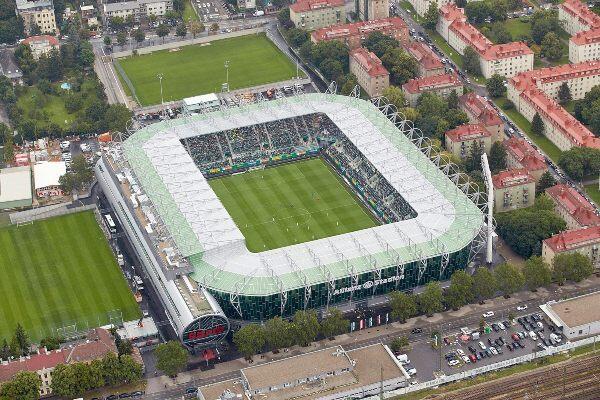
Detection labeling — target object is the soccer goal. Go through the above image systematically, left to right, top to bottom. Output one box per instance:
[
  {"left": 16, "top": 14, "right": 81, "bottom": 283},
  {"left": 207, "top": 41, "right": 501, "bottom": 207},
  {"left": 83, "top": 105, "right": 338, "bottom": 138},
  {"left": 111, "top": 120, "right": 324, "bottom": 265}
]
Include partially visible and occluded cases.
[{"left": 16, "top": 220, "right": 34, "bottom": 227}]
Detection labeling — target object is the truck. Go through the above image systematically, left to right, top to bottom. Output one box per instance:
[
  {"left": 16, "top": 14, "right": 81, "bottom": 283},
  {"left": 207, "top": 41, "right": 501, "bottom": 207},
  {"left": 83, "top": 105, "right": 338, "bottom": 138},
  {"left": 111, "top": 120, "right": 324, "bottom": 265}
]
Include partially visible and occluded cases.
[{"left": 253, "top": 10, "right": 264, "bottom": 16}]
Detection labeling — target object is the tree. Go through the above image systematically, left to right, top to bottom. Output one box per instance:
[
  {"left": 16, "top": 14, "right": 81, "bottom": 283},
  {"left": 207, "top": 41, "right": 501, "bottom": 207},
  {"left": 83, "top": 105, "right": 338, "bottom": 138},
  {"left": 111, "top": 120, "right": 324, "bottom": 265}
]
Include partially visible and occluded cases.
[
  {"left": 423, "top": 2, "right": 439, "bottom": 30},
  {"left": 278, "top": 8, "right": 293, "bottom": 29},
  {"left": 531, "top": 9, "right": 561, "bottom": 44},
  {"left": 189, "top": 21, "right": 205, "bottom": 38},
  {"left": 490, "top": 21, "right": 512, "bottom": 44},
  {"left": 210, "top": 22, "right": 219, "bottom": 32},
  {"left": 157, "top": 23, "right": 170, "bottom": 43},
  {"left": 176, "top": 23, "right": 187, "bottom": 37},
  {"left": 133, "top": 28, "right": 145, "bottom": 44},
  {"left": 285, "top": 28, "right": 309, "bottom": 48},
  {"left": 116, "top": 31, "right": 126, "bottom": 46},
  {"left": 363, "top": 31, "right": 399, "bottom": 59},
  {"left": 540, "top": 32, "right": 562, "bottom": 61},
  {"left": 103, "top": 36, "right": 112, "bottom": 46},
  {"left": 463, "top": 46, "right": 481, "bottom": 75},
  {"left": 380, "top": 48, "right": 418, "bottom": 85},
  {"left": 319, "top": 58, "right": 344, "bottom": 81},
  {"left": 486, "top": 74, "right": 506, "bottom": 98},
  {"left": 558, "top": 82, "right": 572, "bottom": 105},
  {"left": 382, "top": 86, "right": 405, "bottom": 109},
  {"left": 447, "top": 90, "right": 459, "bottom": 110},
  {"left": 104, "top": 104, "right": 132, "bottom": 133},
  {"left": 531, "top": 112, "right": 545, "bottom": 136},
  {"left": 464, "top": 140, "right": 484, "bottom": 173},
  {"left": 488, "top": 141, "right": 507, "bottom": 173},
  {"left": 558, "top": 147, "right": 600, "bottom": 181},
  {"left": 71, "top": 154, "right": 93, "bottom": 187},
  {"left": 536, "top": 171, "right": 556, "bottom": 196},
  {"left": 553, "top": 253, "right": 594, "bottom": 283},
  {"left": 523, "top": 256, "right": 552, "bottom": 291},
  {"left": 494, "top": 262, "right": 525, "bottom": 297},
  {"left": 472, "top": 267, "right": 497, "bottom": 302},
  {"left": 445, "top": 270, "right": 474, "bottom": 310},
  {"left": 419, "top": 282, "right": 444, "bottom": 316},
  {"left": 389, "top": 291, "right": 417, "bottom": 323},
  {"left": 320, "top": 308, "right": 348, "bottom": 338},
  {"left": 292, "top": 310, "right": 320, "bottom": 346},
  {"left": 264, "top": 317, "right": 293, "bottom": 351},
  {"left": 13, "top": 324, "right": 29, "bottom": 356},
  {"left": 233, "top": 324, "right": 266, "bottom": 359},
  {"left": 39, "top": 336, "right": 61, "bottom": 351},
  {"left": 390, "top": 336, "right": 409, "bottom": 353},
  {"left": 0, "top": 338, "right": 10, "bottom": 360},
  {"left": 117, "top": 339, "right": 133, "bottom": 358},
  {"left": 154, "top": 341, "right": 189, "bottom": 377},
  {"left": 117, "top": 354, "right": 143, "bottom": 384},
  {"left": 51, "top": 364, "right": 80, "bottom": 397},
  {"left": 0, "top": 371, "right": 41, "bottom": 400}
]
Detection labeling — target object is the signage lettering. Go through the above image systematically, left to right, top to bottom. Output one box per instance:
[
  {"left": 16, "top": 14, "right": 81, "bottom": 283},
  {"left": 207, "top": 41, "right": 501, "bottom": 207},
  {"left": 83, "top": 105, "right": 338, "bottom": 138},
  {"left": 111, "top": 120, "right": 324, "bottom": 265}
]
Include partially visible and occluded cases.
[
  {"left": 332, "top": 275, "right": 404, "bottom": 296},
  {"left": 186, "top": 324, "right": 225, "bottom": 341}
]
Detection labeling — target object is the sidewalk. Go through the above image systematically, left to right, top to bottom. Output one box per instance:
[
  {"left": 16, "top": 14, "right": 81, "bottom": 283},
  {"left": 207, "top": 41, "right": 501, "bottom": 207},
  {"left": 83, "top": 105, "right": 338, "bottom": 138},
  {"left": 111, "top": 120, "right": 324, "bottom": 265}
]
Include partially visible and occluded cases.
[{"left": 145, "top": 274, "right": 600, "bottom": 394}]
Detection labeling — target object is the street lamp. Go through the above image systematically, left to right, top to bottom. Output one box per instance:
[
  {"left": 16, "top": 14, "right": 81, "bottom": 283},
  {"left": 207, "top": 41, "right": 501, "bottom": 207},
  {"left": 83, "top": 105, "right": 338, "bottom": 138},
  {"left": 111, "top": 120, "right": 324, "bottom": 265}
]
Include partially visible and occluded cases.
[
  {"left": 224, "top": 60, "right": 230, "bottom": 92},
  {"left": 157, "top": 73, "right": 164, "bottom": 106}
]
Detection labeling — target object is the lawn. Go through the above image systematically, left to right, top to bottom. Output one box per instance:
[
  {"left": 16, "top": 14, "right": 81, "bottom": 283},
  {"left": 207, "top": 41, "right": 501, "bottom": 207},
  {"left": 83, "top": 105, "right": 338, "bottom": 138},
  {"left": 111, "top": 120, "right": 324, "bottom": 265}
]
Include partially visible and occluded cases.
[
  {"left": 183, "top": 0, "right": 199, "bottom": 22},
  {"left": 480, "top": 18, "right": 531, "bottom": 42},
  {"left": 117, "top": 34, "right": 301, "bottom": 106},
  {"left": 495, "top": 97, "right": 563, "bottom": 162},
  {"left": 208, "top": 158, "right": 379, "bottom": 252},
  {"left": 584, "top": 184, "right": 600, "bottom": 206},
  {"left": 0, "top": 211, "right": 140, "bottom": 342}
]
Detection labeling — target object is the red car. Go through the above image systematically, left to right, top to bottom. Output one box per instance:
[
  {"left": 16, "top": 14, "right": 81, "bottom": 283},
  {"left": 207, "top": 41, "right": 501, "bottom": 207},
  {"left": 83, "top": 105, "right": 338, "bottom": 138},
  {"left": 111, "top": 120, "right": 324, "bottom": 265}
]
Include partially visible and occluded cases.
[
  {"left": 511, "top": 333, "right": 520, "bottom": 341},
  {"left": 468, "top": 354, "right": 477, "bottom": 363}
]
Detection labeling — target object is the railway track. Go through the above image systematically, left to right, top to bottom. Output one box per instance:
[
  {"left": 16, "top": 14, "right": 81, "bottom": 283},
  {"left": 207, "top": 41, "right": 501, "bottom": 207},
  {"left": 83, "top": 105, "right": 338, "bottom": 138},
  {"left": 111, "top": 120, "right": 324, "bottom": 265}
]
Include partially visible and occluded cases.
[{"left": 431, "top": 353, "right": 600, "bottom": 400}]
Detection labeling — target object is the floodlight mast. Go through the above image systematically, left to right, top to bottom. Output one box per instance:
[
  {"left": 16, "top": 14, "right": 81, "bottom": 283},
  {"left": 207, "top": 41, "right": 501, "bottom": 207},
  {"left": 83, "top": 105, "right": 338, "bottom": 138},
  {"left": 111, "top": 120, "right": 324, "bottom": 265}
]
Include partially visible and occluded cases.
[{"left": 481, "top": 153, "right": 494, "bottom": 264}]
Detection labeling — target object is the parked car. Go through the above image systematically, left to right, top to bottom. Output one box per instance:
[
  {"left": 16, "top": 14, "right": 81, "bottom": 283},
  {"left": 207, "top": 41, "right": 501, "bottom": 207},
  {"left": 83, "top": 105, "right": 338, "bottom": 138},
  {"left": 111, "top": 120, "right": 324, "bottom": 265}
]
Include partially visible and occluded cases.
[
  {"left": 517, "top": 305, "right": 528, "bottom": 311},
  {"left": 482, "top": 311, "right": 495, "bottom": 318},
  {"left": 478, "top": 341, "right": 486, "bottom": 350},
  {"left": 469, "top": 354, "right": 477, "bottom": 363}
]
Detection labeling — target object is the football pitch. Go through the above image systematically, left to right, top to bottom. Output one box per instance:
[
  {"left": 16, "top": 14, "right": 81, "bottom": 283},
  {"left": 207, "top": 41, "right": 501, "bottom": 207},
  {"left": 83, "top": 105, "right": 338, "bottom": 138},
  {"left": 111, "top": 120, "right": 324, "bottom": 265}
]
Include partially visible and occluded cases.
[
  {"left": 116, "top": 34, "right": 301, "bottom": 106},
  {"left": 209, "top": 158, "right": 379, "bottom": 252},
  {"left": 0, "top": 211, "right": 140, "bottom": 342}
]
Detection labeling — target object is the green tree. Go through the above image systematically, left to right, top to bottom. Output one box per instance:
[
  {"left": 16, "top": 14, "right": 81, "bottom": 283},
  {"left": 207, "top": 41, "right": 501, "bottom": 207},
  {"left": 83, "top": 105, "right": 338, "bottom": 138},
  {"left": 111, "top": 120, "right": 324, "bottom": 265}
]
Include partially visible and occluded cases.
[
  {"left": 423, "top": 2, "right": 439, "bottom": 29},
  {"left": 531, "top": 9, "right": 562, "bottom": 44},
  {"left": 189, "top": 21, "right": 205, "bottom": 38},
  {"left": 491, "top": 21, "right": 512, "bottom": 44},
  {"left": 210, "top": 22, "right": 219, "bottom": 32},
  {"left": 157, "top": 23, "right": 170, "bottom": 43},
  {"left": 176, "top": 23, "right": 187, "bottom": 37},
  {"left": 133, "top": 28, "right": 145, "bottom": 44},
  {"left": 285, "top": 28, "right": 309, "bottom": 48},
  {"left": 116, "top": 31, "right": 126, "bottom": 46},
  {"left": 363, "top": 31, "right": 399, "bottom": 59},
  {"left": 540, "top": 32, "right": 562, "bottom": 61},
  {"left": 103, "top": 36, "right": 112, "bottom": 46},
  {"left": 463, "top": 46, "right": 481, "bottom": 75},
  {"left": 380, "top": 48, "right": 418, "bottom": 85},
  {"left": 339, "top": 73, "right": 358, "bottom": 96},
  {"left": 486, "top": 74, "right": 506, "bottom": 98},
  {"left": 558, "top": 82, "right": 572, "bottom": 105},
  {"left": 382, "top": 86, "right": 405, "bottom": 109},
  {"left": 447, "top": 90, "right": 459, "bottom": 110},
  {"left": 105, "top": 104, "right": 132, "bottom": 133},
  {"left": 531, "top": 112, "right": 545, "bottom": 136},
  {"left": 464, "top": 140, "right": 484, "bottom": 172},
  {"left": 488, "top": 141, "right": 506, "bottom": 173},
  {"left": 558, "top": 147, "right": 600, "bottom": 181},
  {"left": 71, "top": 154, "right": 93, "bottom": 187},
  {"left": 536, "top": 171, "right": 556, "bottom": 196},
  {"left": 554, "top": 253, "right": 594, "bottom": 283},
  {"left": 523, "top": 256, "right": 552, "bottom": 291},
  {"left": 494, "top": 262, "right": 525, "bottom": 297},
  {"left": 472, "top": 267, "right": 497, "bottom": 302},
  {"left": 445, "top": 270, "right": 474, "bottom": 310},
  {"left": 419, "top": 282, "right": 444, "bottom": 316},
  {"left": 389, "top": 291, "right": 417, "bottom": 323},
  {"left": 320, "top": 308, "right": 348, "bottom": 338},
  {"left": 292, "top": 310, "right": 320, "bottom": 346},
  {"left": 264, "top": 317, "right": 293, "bottom": 351},
  {"left": 13, "top": 324, "right": 29, "bottom": 356},
  {"left": 233, "top": 324, "right": 266, "bottom": 359},
  {"left": 39, "top": 336, "right": 61, "bottom": 351},
  {"left": 390, "top": 336, "right": 409, "bottom": 353},
  {"left": 0, "top": 338, "right": 10, "bottom": 360},
  {"left": 117, "top": 339, "right": 133, "bottom": 358},
  {"left": 154, "top": 341, "right": 189, "bottom": 377},
  {"left": 100, "top": 352, "right": 122, "bottom": 386},
  {"left": 117, "top": 354, "right": 143, "bottom": 384},
  {"left": 51, "top": 364, "right": 80, "bottom": 397},
  {"left": 0, "top": 371, "right": 41, "bottom": 400}
]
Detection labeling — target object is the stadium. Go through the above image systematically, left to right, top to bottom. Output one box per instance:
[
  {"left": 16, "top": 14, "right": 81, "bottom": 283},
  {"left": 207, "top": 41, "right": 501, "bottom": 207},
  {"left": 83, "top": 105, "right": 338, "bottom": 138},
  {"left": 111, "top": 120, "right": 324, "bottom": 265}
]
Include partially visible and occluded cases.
[{"left": 96, "top": 92, "right": 486, "bottom": 347}]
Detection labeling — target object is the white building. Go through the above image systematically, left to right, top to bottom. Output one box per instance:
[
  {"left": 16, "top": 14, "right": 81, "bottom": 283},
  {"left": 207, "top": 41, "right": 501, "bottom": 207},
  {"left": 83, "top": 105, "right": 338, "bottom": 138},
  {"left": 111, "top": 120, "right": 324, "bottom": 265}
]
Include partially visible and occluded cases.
[
  {"left": 15, "top": 0, "right": 57, "bottom": 35},
  {"left": 102, "top": 0, "right": 173, "bottom": 24},
  {"left": 558, "top": 0, "right": 600, "bottom": 36},
  {"left": 569, "top": 28, "right": 600, "bottom": 63},
  {"left": 33, "top": 161, "right": 66, "bottom": 198},
  {"left": 0, "top": 166, "right": 32, "bottom": 209},
  {"left": 540, "top": 291, "right": 600, "bottom": 340}
]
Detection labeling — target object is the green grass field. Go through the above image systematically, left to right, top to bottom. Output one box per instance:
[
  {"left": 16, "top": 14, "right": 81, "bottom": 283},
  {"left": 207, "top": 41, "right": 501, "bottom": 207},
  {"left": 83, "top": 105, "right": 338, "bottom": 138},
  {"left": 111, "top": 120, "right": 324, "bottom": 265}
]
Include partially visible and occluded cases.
[
  {"left": 117, "top": 34, "right": 301, "bottom": 106},
  {"left": 209, "top": 158, "right": 379, "bottom": 252},
  {"left": 585, "top": 184, "right": 600, "bottom": 206},
  {"left": 0, "top": 211, "right": 140, "bottom": 342}
]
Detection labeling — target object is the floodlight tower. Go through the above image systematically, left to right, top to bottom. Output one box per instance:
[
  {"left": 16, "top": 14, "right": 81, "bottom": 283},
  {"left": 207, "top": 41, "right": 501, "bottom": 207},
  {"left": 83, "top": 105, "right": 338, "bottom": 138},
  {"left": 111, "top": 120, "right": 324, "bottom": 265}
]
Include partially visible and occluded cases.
[{"left": 481, "top": 153, "right": 494, "bottom": 264}]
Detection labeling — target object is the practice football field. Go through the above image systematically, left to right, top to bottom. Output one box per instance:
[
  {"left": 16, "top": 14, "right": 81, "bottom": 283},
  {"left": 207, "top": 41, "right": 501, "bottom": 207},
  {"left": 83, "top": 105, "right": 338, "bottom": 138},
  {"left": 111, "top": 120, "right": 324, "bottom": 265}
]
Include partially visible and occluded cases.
[
  {"left": 116, "top": 34, "right": 301, "bottom": 106},
  {"left": 209, "top": 158, "right": 379, "bottom": 252},
  {"left": 0, "top": 211, "right": 140, "bottom": 341}
]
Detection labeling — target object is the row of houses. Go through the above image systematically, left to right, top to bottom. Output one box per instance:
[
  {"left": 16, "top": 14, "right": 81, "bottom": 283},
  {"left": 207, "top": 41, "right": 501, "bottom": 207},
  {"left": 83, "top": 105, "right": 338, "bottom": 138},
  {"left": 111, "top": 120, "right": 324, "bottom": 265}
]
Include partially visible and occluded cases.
[
  {"left": 290, "top": 0, "right": 390, "bottom": 31},
  {"left": 0, "top": 161, "right": 67, "bottom": 210}
]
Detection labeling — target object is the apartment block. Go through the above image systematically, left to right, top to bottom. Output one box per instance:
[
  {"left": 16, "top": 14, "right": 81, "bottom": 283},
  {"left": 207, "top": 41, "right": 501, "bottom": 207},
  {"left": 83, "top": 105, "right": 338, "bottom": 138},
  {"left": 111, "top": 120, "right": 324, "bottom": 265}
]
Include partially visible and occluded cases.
[
  {"left": 16, "top": 0, "right": 57, "bottom": 35},
  {"left": 102, "top": 0, "right": 173, "bottom": 24},
  {"left": 290, "top": 0, "right": 345, "bottom": 31},
  {"left": 356, "top": 0, "right": 388, "bottom": 21},
  {"left": 407, "top": 0, "right": 451, "bottom": 17},
  {"left": 559, "top": 0, "right": 600, "bottom": 36},
  {"left": 311, "top": 17, "right": 409, "bottom": 49},
  {"left": 570, "top": 28, "right": 600, "bottom": 63},
  {"left": 22, "top": 35, "right": 59, "bottom": 59},
  {"left": 404, "top": 41, "right": 445, "bottom": 77},
  {"left": 349, "top": 47, "right": 389, "bottom": 97},
  {"left": 402, "top": 73, "right": 463, "bottom": 106},
  {"left": 458, "top": 92, "right": 503, "bottom": 142},
  {"left": 444, "top": 123, "right": 491, "bottom": 160},
  {"left": 502, "top": 137, "right": 548, "bottom": 182},
  {"left": 492, "top": 168, "right": 535, "bottom": 213},
  {"left": 546, "top": 184, "right": 600, "bottom": 230},
  {"left": 542, "top": 225, "right": 600, "bottom": 269}
]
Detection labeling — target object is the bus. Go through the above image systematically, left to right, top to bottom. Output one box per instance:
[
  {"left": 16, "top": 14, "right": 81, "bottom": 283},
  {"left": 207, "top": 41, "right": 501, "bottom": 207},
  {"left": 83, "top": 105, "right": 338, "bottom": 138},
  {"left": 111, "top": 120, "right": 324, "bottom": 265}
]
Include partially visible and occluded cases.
[{"left": 104, "top": 214, "right": 117, "bottom": 234}]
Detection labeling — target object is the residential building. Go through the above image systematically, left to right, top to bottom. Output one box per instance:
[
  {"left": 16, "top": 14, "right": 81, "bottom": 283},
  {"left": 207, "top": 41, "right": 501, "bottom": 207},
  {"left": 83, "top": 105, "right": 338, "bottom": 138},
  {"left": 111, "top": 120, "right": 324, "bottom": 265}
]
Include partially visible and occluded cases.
[
  {"left": 15, "top": 0, "right": 57, "bottom": 35},
  {"left": 102, "top": 0, "right": 173, "bottom": 24},
  {"left": 289, "top": 0, "right": 345, "bottom": 31},
  {"left": 356, "top": 0, "right": 388, "bottom": 21},
  {"left": 407, "top": 0, "right": 451, "bottom": 17},
  {"left": 558, "top": 0, "right": 600, "bottom": 36},
  {"left": 437, "top": 3, "right": 533, "bottom": 78},
  {"left": 80, "top": 4, "right": 99, "bottom": 28},
  {"left": 311, "top": 17, "right": 409, "bottom": 49},
  {"left": 569, "top": 28, "right": 600, "bottom": 63},
  {"left": 22, "top": 35, "right": 59, "bottom": 60},
  {"left": 405, "top": 41, "right": 445, "bottom": 77},
  {"left": 349, "top": 47, "right": 389, "bottom": 97},
  {"left": 0, "top": 49, "right": 22, "bottom": 84},
  {"left": 402, "top": 73, "right": 463, "bottom": 106},
  {"left": 458, "top": 93, "right": 503, "bottom": 142},
  {"left": 444, "top": 123, "right": 491, "bottom": 160},
  {"left": 502, "top": 137, "right": 548, "bottom": 182},
  {"left": 33, "top": 161, "right": 66, "bottom": 198},
  {"left": 0, "top": 166, "right": 32, "bottom": 210},
  {"left": 492, "top": 168, "right": 535, "bottom": 212},
  {"left": 546, "top": 184, "right": 600, "bottom": 230},
  {"left": 542, "top": 225, "right": 600, "bottom": 270},
  {"left": 540, "top": 291, "right": 600, "bottom": 340}
]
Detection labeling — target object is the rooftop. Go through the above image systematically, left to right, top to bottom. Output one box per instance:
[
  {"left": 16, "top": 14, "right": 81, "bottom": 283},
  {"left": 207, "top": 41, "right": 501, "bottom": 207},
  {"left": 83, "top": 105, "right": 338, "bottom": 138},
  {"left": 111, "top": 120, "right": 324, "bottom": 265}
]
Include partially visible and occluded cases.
[
  {"left": 15, "top": 0, "right": 53, "bottom": 10},
  {"left": 290, "top": 0, "right": 344, "bottom": 13},
  {"left": 560, "top": 0, "right": 600, "bottom": 30},
  {"left": 439, "top": 3, "right": 465, "bottom": 24},
  {"left": 311, "top": 17, "right": 407, "bottom": 42},
  {"left": 449, "top": 20, "right": 492, "bottom": 54},
  {"left": 570, "top": 27, "right": 600, "bottom": 45},
  {"left": 22, "top": 35, "right": 59, "bottom": 46},
  {"left": 405, "top": 41, "right": 443, "bottom": 71},
  {"left": 481, "top": 42, "right": 532, "bottom": 61},
  {"left": 350, "top": 48, "right": 388, "bottom": 77},
  {"left": 0, "top": 49, "right": 22, "bottom": 80},
  {"left": 510, "top": 61, "right": 600, "bottom": 92},
  {"left": 402, "top": 73, "right": 462, "bottom": 94},
  {"left": 459, "top": 93, "right": 502, "bottom": 127},
  {"left": 445, "top": 123, "right": 490, "bottom": 142},
  {"left": 503, "top": 137, "right": 547, "bottom": 172},
  {"left": 33, "top": 161, "right": 66, "bottom": 190},
  {"left": 0, "top": 166, "right": 32, "bottom": 206},
  {"left": 492, "top": 168, "right": 534, "bottom": 189},
  {"left": 546, "top": 184, "right": 600, "bottom": 227},
  {"left": 543, "top": 225, "right": 600, "bottom": 253},
  {"left": 545, "top": 290, "right": 600, "bottom": 328},
  {"left": 116, "top": 318, "right": 159, "bottom": 341},
  {"left": 65, "top": 328, "right": 116, "bottom": 364},
  {"left": 0, "top": 349, "right": 66, "bottom": 382}
]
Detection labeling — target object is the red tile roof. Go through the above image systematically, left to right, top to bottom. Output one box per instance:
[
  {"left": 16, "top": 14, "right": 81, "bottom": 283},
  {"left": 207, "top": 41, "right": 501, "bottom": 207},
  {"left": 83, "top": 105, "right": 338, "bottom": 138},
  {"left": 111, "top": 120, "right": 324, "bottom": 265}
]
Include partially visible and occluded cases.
[
  {"left": 290, "top": 0, "right": 344, "bottom": 13},
  {"left": 560, "top": 0, "right": 600, "bottom": 30},
  {"left": 439, "top": 3, "right": 466, "bottom": 24},
  {"left": 311, "top": 17, "right": 407, "bottom": 42},
  {"left": 449, "top": 20, "right": 492, "bottom": 54},
  {"left": 571, "top": 27, "right": 600, "bottom": 45},
  {"left": 22, "top": 35, "right": 59, "bottom": 46},
  {"left": 404, "top": 41, "right": 444, "bottom": 71},
  {"left": 481, "top": 42, "right": 533, "bottom": 61},
  {"left": 350, "top": 47, "right": 388, "bottom": 77},
  {"left": 509, "top": 61, "right": 600, "bottom": 92},
  {"left": 402, "top": 73, "right": 462, "bottom": 94},
  {"left": 459, "top": 93, "right": 502, "bottom": 128},
  {"left": 445, "top": 123, "right": 491, "bottom": 142},
  {"left": 503, "top": 137, "right": 547, "bottom": 173},
  {"left": 492, "top": 168, "right": 534, "bottom": 189},
  {"left": 546, "top": 184, "right": 600, "bottom": 227},
  {"left": 543, "top": 225, "right": 600, "bottom": 253},
  {"left": 65, "top": 328, "right": 117, "bottom": 364},
  {"left": 0, "top": 349, "right": 66, "bottom": 383}
]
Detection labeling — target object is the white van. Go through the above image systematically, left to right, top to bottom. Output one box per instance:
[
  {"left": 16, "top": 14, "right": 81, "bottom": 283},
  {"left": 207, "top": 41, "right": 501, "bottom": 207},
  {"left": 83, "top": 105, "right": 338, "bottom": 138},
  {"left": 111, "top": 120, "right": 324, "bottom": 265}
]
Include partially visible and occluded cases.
[{"left": 529, "top": 331, "right": 538, "bottom": 340}]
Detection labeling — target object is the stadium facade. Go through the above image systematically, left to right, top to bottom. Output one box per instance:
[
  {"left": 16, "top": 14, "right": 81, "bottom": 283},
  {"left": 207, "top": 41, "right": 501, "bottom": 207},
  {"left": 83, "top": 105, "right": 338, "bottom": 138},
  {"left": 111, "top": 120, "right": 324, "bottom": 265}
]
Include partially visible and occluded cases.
[{"left": 96, "top": 93, "right": 486, "bottom": 341}]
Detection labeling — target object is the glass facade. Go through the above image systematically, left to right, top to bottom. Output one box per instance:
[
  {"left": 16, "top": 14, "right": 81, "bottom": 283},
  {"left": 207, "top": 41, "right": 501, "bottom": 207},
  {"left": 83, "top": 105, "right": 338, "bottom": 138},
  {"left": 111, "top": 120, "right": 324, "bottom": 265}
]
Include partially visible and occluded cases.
[{"left": 207, "top": 245, "right": 471, "bottom": 321}]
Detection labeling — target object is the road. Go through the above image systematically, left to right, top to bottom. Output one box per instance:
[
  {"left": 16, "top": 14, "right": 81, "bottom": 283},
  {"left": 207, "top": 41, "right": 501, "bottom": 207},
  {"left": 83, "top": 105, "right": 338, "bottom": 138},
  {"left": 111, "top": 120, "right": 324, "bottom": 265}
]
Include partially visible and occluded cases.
[{"left": 92, "top": 41, "right": 130, "bottom": 107}]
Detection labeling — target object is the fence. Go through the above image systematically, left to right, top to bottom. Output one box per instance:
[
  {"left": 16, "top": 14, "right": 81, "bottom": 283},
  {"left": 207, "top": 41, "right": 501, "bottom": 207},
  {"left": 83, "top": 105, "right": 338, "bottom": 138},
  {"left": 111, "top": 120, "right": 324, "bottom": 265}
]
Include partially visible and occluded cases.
[
  {"left": 113, "top": 59, "right": 141, "bottom": 105},
  {"left": 10, "top": 204, "right": 96, "bottom": 224},
  {"left": 370, "top": 334, "right": 600, "bottom": 399}
]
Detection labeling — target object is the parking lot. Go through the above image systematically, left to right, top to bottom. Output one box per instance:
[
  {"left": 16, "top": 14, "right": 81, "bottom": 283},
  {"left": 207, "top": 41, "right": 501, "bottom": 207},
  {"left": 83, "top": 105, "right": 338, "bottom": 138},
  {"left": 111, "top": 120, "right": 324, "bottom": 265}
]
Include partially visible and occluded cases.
[
  {"left": 193, "top": 0, "right": 230, "bottom": 23},
  {"left": 396, "top": 310, "right": 565, "bottom": 383}
]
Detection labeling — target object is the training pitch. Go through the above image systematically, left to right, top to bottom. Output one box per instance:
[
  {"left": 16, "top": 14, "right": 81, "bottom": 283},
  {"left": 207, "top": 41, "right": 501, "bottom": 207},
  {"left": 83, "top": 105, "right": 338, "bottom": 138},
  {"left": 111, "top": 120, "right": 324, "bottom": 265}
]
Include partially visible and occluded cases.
[
  {"left": 117, "top": 34, "right": 301, "bottom": 106},
  {"left": 208, "top": 158, "right": 379, "bottom": 252},
  {"left": 0, "top": 211, "right": 140, "bottom": 341}
]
